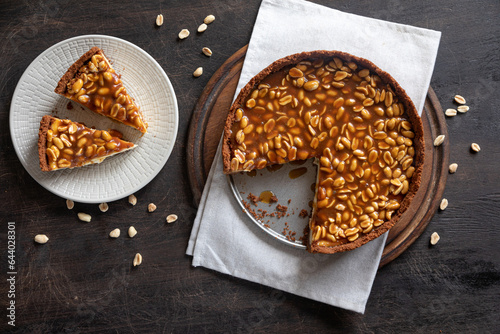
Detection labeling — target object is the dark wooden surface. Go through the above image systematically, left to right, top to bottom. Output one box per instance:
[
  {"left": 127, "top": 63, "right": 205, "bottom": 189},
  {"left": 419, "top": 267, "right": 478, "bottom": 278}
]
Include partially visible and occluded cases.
[
  {"left": 1, "top": 0, "right": 499, "bottom": 333},
  {"left": 186, "top": 44, "right": 451, "bottom": 268}
]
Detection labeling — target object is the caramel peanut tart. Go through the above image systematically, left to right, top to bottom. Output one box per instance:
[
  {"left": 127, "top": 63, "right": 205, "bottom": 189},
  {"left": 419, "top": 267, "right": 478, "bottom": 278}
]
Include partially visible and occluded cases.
[
  {"left": 54, "top": 47, "right": 148, "bottom": 133},
  {"left": 223, "top": 51, "right": 424, "bottom": 254},
  {"left": 38, "top": 115, "right": 135, "bottom": 171}
]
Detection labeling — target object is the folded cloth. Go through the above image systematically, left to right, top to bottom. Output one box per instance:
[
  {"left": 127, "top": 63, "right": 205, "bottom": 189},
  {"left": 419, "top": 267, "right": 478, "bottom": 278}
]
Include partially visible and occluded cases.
[{"left": 187, "top": 0, "right": 441, "bottom": 313}]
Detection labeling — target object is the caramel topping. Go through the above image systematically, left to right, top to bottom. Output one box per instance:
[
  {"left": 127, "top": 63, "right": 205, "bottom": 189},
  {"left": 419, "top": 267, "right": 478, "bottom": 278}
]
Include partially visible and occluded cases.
[
  {"left": 289, "top": 167, "right": 308, "bottom": 179},
  {"left": 259, "top": 190, "right": 275, "bottom": 204}
]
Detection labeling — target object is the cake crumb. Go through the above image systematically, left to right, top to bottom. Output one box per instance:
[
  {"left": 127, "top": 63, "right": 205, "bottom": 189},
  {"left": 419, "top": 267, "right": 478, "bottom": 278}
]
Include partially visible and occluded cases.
[
  {"left": 247, "top": 193, "right": 259, "bottom": 206},
  {"left": 275, "top": 204, "right": 288, "bottom": 218},
  {"left": 276, "top": 204, "right": 287, "bottom": 212},
  {"left": 299, "top": 209, "right": 309, "bottom": 218},
  {"left": 282, "top": 222, "right": 297, "bottom": 242}
]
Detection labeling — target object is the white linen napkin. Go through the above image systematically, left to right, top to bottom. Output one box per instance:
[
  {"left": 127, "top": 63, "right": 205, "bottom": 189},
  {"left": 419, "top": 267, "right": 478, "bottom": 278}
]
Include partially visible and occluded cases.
[{"left": 187, "top": 0, "right": 441, "bottom": 313}]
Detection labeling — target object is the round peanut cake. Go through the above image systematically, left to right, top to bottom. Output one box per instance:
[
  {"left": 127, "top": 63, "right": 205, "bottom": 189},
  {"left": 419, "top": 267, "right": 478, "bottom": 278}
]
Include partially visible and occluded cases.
[{"left": 222, "top": 51, "right": 424, "bottom": 254}]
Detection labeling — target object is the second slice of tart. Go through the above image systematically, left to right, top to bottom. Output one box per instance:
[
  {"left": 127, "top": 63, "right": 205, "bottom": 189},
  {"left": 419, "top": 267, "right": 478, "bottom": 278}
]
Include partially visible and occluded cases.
[
  {"left": 54, "top": 47, "right": 148, "bottom": 133},
  {"left": 38, "top": 115, "right": 136, "bottom": 171}
]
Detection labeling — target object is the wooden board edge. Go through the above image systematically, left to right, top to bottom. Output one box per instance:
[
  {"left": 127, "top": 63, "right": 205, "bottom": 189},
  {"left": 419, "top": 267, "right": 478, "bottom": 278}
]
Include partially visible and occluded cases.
[{"left": 187, "top": 45, "right": 249, "bottom": 205}]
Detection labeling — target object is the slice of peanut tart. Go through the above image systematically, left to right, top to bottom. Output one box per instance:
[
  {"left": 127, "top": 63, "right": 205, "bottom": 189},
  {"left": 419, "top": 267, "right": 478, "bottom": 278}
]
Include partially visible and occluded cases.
[
  {"left": 54, "top": 47, "right": 148, "bottom": 133},
  {"left": 38, "top": 115, "right": 135, "bottom": 171}
]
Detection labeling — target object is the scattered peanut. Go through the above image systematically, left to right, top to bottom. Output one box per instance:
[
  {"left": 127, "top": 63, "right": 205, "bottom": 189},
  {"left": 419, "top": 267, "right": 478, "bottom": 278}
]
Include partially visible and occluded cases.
[
  {"left": 156, "top": 14, "right": 164, "bottom": 26},
  {"left": 204, "top": 14, "right": 215, "bottom": 24},
  {"left": 198, "top": 23, "right": 207, "bottom": 33},
  {"left": 178, "top": 29, "right": 190, "bottom": 39},
  {"left": 202, "top": 47, "right": 212, "bottom": 57},
  {"left": 193, "top": 67, "right": 203, "bottom": 77},
  {"left": 454, "top": 95, "right": 466, "bottom": 104},
  {"left": 457, "top": 105, "right": 469, "bottom": 113},
  {"left": 445, "top": 108, "right": 457, "bottom": 117},
  {"left": 433, "top": 135, "right": 445, "bottom": 147},
  {"left": 471, "top": 143, "right": 480, "bottom": 152},
  {"left": 449, "top": 163, "right": 458, "bottom": 173},
  {"left": 129, "top": 194, "right": 137, "bottom": 206},
  {"left": 440, "top": 198, "right": 448, "bottom": 210},
  {"left": 66, "top": 199, "right": 74, "bottom": 210},
  {"left": 99, "top": 202, "right": 109, "bottom": 212},
  {"left": 148, "top": 203, "right": 157, "bottom": 212},
  {"left": 78, "top": 212, "right": 91, "bottom": 222},
  {"left": 166, "top": 214, "right": 178, "bottom": 223},
  {"left": 128, "top": 226, "right": 137, "bottom": 238},
  {"left": 109, "top": 228, "right": 120, "bottom": 238},
  {"left": 430, "top": 232, "right": 440, "bottom": 245},
  {"left": 34, "top": 234, "right": 49, "bottom": 244},
  {"left": 133, "top": 253, "right": 142, "bottom": 266}
]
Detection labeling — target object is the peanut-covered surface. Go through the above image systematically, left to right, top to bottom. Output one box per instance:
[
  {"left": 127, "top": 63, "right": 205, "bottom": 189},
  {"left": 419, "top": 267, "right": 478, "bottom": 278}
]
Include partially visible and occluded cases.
[
  {"left": 64, "top": 52, "right": 147, "bottom": 133},
  {"left": 228, "top": 57, "right": 417, "bottom": 247},
  {"left": 44, "top": 117, "right": 134, "bottom": 171}
]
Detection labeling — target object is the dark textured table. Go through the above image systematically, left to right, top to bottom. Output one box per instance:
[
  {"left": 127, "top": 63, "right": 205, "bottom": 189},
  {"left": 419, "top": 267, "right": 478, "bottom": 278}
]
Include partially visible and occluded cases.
[{"left": 1, "top": 1, "right": 499, "bottom": 333}]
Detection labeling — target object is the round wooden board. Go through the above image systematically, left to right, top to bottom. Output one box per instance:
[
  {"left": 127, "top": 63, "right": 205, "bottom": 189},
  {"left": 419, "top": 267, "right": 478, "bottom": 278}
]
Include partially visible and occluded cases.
[{"left": 187, "top": 45, "right": 449, "bottom": 268}]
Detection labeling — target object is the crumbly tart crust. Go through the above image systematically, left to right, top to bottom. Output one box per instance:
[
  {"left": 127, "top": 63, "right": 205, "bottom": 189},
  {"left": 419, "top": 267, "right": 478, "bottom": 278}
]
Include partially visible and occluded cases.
[
  {"left": 54, "top": 47, "right": 148, "bottom": 133},
  {"left": 222, "top": 50, "right": 424, "bottom": 254},
  {"left": 38, "top": 115, "right": 135, "bottom": 171}
]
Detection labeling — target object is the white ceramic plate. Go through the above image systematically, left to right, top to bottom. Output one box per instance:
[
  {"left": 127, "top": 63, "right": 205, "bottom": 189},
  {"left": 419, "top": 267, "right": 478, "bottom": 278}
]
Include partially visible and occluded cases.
[{"left": 10, "top": 35, "right": 178, "bottom": 203}]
